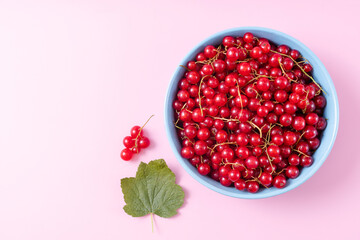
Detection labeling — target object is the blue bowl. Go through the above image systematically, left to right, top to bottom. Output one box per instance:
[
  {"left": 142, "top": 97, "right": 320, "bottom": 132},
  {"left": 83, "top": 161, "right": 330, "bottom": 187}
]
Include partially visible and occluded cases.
[{"left": 164, "top": 27, "right": 339, "bottom": 199}]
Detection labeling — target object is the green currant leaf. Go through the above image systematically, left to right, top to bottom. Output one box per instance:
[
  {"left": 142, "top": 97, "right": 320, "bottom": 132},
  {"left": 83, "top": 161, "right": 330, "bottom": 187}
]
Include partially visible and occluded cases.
[{"left": 121, "top": 159, "right": 184, "bottom": 218}]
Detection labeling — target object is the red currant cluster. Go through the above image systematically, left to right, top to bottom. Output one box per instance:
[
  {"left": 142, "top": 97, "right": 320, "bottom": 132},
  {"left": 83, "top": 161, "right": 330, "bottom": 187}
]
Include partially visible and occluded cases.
[
  {"left": 173, "top": 32, "right": 327, "bottom": 193},
  {"left": 120, "top": 115, "right": 154, "bottom": 161}
]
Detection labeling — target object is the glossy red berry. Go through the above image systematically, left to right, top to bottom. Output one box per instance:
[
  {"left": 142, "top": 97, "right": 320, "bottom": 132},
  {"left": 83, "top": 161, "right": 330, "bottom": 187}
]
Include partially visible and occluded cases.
[
  {"left": 243, "top": 32, "right": 254, "bottom": 43},
  {"left": 223, "top": 36, "right": 235, "bottom": 47},
  {"left": 204, "top": 45, "right": 217, "bottom": 58},
  {"left": 250, "top": 46, "right": 263, "bottom": 59},
  {"left": 227, "top": 47, "right": 240, "bottom": 61},
  {"left": 237, "top": 62, "right": 251, "bottom": 76},
  {"left": 186, "top": 71, "right": 200, "bottom": 84},
  {"left": 257, "top": 106, "right": 269, "bottom": 117},
  {"left": 192, "top": 108, "right": 205, "bottom": 122},
  {"left": 305, "top": 113, "right": 319, "bottom": 125},
  {"left": 292, "top": 116, "right": 306, "bottom": 131},
  {"left": 184, "top": 125, "right": 197, "bottom": 139},
  {"left": 304, "top": 125, "right": 318, "bottom": 139},
  {"left": 130, "top": 126, "right": 143, "bottom": 138},
  {"left": 197, "top": 128, "right": 210, "bottom": 140},
  {"left": 284, "top": 131, "right": 297, "bottom": 146},
  {"left": 271, "top": 134, "right": 284, "bottom": 146},
  {"left": 123, "top": 136, "right": 135, "bottom": 148},
  {"left": 138, "top": 137, "right": 150, "bottom": 148},
  {"left": 194, "top": 140, "right": 208, "bottom": 155},
  {"left": 267, "top": 145, "right": 281, "bottom": 157},
  {"left": 181, "top": 146, "right": 195, "bottom": 159},
  {"left": 120, "top": 148, "right": 133, "bottom": 161},
  {"left": 221, "top": 148, "right": 235, "bottom": 161},
  {"left": 288, "top": 154, "right": 300, "bottom": 166},
  {"left": 300, "top": 155, "right": 313, "bottom": 167},
  {"left": 245, "top": 156, "right": 259, "bottom": 169},
  {"left": 198, "top": 163, "right": 211, "bottom": 175},
  {"left": 219, "top": 165, "right": 231, "bottom": 178},
  {"left": 286, "top": 166, "right": 300, "bottom": 179},
  {"left": 228, "top": 169, "right": 241, "bottom": 182},
  {"left": 259, "top": 172, "right": 273, "bottom": 186},
  {"left": 273, "top": 175, "right": 286, "bottom": 188},
  {"left": 220, "top": 177, "right": 232, "bottom": 187},
  {"left": 234, "top": 179, "right": 246, "bottom": 190},
  {"left": 246, "top": 181, "right": 259, "bottom": 193}
]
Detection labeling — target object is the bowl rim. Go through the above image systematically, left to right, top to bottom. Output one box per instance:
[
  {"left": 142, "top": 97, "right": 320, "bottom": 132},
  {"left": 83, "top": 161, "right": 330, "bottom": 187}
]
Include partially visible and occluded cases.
[{"left": 164, "top": 26, "right": 339, "bottom": 199}]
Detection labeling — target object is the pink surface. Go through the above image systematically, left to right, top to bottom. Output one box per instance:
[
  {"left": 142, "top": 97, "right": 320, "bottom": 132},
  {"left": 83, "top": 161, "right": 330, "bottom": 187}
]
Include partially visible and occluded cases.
[{"left": 0, "top": 0, "right": 359, "bottom": 239}]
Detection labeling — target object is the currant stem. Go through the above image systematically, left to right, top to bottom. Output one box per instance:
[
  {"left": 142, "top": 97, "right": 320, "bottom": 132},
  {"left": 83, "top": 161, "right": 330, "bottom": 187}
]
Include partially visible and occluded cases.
[
  {"left": 270, "top": 50, "right": 326, "bottom": 95},
  {"left": 278, "top": 59, "right": 292, "bottom": 81},
  {"left": 179, "top": 65, "right": 190, "bottom": 71},
  {"left": 134, "top": 115, "right": 155, "bottom": 149},
  {"left": 138, "top": 115, "right": 155, "bottom": 135},
  {"left": 211, "top": 116, "right": 240, "bottom": 122},
  {"left": 247, "top": 120, "right": 263, "bottom": 139},
  {"left": 174, "top": 124, "right": 184, "bottom": 130},
  {"left": 295, "top": 131, "right": 306, "bottom": 145},
  {"left": 210, "top": 142, "right": 237, "bottom": 154},
  {"left": 292, "top": 149, "right": 310, "bottom": 157},
  {"left": 265, "top": 150, "right": 275, "bottom": 175}
]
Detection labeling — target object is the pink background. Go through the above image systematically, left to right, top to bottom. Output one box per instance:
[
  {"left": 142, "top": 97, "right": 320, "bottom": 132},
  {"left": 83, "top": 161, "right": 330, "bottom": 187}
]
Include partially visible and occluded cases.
[{"left": 0, "top": 0, "right": 359, "bottom": 239}]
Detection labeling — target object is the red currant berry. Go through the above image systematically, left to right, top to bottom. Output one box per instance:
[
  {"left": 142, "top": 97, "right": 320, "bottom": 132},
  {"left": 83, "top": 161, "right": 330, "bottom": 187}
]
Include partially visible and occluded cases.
[
  {"left": 243, "top": 32, "right": 254, "bottom": 43},
  {"left": 223, "top": 36, "right": 235, "bottom": 47},
  {"left": 204, "top": 45, "right": 217, "bottom": 58},
  {"left": 250, "top": 46, "right": 263, "bottom": 58},
  {"left": 227, "top": 47, "right": 240, "bottom": 61},
  {"left": 290, "top": 49, "right": 300, "bottom": 59},
  {"left": 237, "top": 62, "right": 251, "bottom": 76},
  {"left": 186, "top": 71, "right": 200, "bottom": 84},
  {"left": 256, "top": 77, "right": 270, "bottom": 92},
  {"left": 177, "top": 90, "right": 190, "bottom": 102},
  {"left": 274, "top": 90, "right": 288, "bottom": 103},
  {"left": 257, "top": 106, "right": 269, "bottom": 118},
  {"left": 192, "top": 108, "right": 205, "bottom": 122},
  {"left": 305, "top": 113, "right": 319, "bottom": 125},
  {"left": 279, "top": 114, "right": 293, "bottom": 127},
  {"left": 292, "top": 116, "right": 306, "bottom": 131},
  {"left": 304, "top": 125, "right": 318, "bottom": 139},
  {"left": 130, "top": 126, "right": 143, "bottom": 138},
  {"left": 197, "top": 128, "right": 210, "bottom": 140},
  {"left": 215, "top": 130, "right": 228, "bottom": 143},
  {"left": 284, "top": 131, "right": 297, "bottom": 146},
  {"left": 271, "top": 134, "right": 284, "bottom": 146},
  {"left": 123, "top": 136, "right": 135, "bottom": 148},
  {"left": 138, "top": 137, "right": 150, "bottom": 148},
  {"left": 194, "top": 140, "right": 208, "bottom": 155},
  {"left": 267, "top": 145, "right": 281, "bottom": 157},
  {"left": 181, "top": 146, "right": 195, "bottom": 159},
  {"left": 236, "top": 146, "right": 250, "bottom": 159},
  {"left": 120, "top": 148, "right": 133, "bottom": 161},
  {"left": 221, "top": 148, "right": 235, "bottom": 161},
  {"left": 300, "top": 155, "right": 313, "bottom": 167},
  {"left": 245, "top": 156, "right": 259, "bottom": 169},
  {"left": 198, "top": 163, "right": 211, "bottom": 175},
  {"left": 228, "top": 169, "right": 241, "bottom": 182},
  {"left": 259, "top": 172, "right": 273, "bottom": 186},
  {"left": 273, "top": 175, "right": 286, "bottom": 188},
  {"left": 220, "top": 177, "right": 232, "bottom": 187},
  {"left": 234, "top": 179, "right": 246, "bottom": 190},
  {"left": 246, "top": 181, "right": 259, "bottom": 193}
]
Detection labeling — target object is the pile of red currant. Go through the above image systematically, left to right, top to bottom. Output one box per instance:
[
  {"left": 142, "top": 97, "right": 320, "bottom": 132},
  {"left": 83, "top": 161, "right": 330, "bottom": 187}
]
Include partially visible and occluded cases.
[
  {"left": 173, "top": 32, "right": 327, "bottom": 193},
  {"left": 120, "top": 115, "right": 154, "bottom": 161}
]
